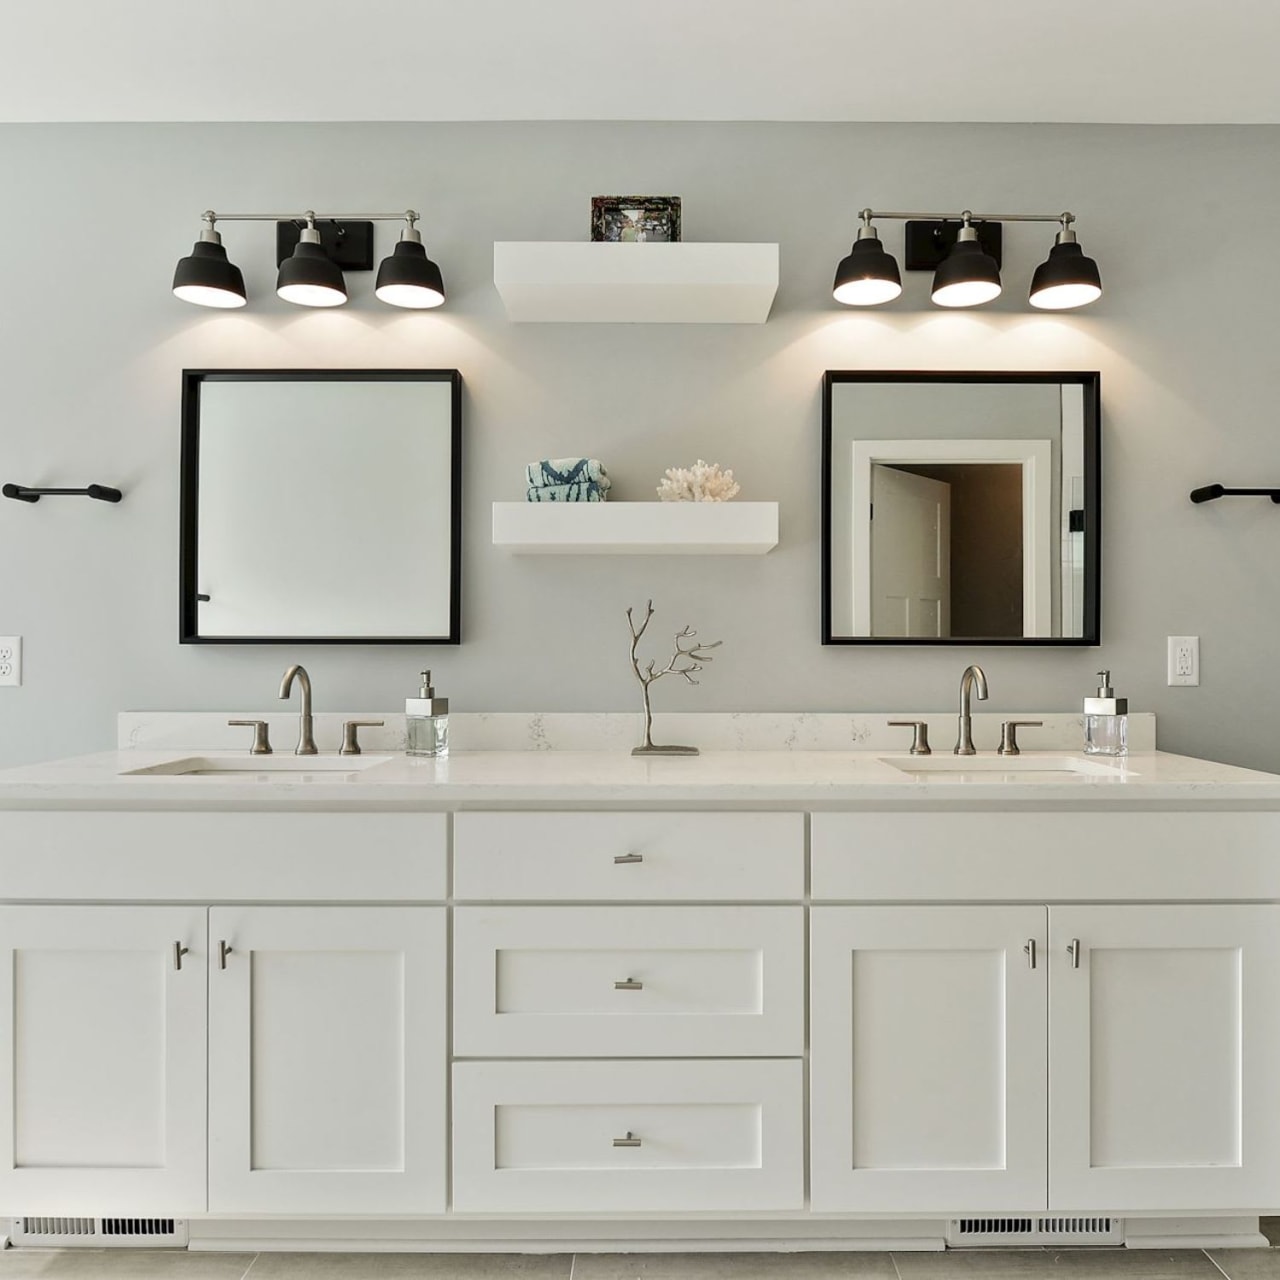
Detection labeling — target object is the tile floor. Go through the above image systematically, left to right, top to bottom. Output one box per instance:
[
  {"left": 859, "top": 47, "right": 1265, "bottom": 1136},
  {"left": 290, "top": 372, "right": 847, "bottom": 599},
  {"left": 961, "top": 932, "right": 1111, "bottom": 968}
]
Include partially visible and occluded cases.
[{"left": 4, "top": 1237, "right": 1280, "bottom": 1280}]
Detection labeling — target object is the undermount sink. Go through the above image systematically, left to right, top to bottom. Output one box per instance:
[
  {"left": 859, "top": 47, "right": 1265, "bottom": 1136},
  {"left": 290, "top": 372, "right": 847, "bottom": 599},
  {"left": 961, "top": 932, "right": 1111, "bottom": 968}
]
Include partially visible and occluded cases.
[
  {"left": 881, "top": 754, "right": 1132, "bottom": 779},
  {"left": 121, "top": 755, "right": 395, "bottom": 778}
]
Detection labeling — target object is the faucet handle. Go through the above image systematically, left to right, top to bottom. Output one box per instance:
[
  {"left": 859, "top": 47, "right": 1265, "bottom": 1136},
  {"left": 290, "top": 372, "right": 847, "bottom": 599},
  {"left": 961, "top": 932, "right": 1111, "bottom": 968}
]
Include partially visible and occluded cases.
[
  {"left": 228, "top": 719, "right": 272, "bottom": 756},
  {"left": 340, "top": 720, "right": 385, "bottom": 756},
  {"left": 887, "top": 720, "right": 932, "bottom": 756},
  {"left": 997, "top": 720, "right": 1044, "bottom": 757}
]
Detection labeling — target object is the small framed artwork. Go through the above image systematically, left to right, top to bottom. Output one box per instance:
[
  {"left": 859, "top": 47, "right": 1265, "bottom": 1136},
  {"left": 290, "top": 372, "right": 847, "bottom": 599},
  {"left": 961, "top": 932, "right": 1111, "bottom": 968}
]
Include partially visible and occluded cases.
[{"left": 591, "top": 196, "right": 682, "bottom": 243}]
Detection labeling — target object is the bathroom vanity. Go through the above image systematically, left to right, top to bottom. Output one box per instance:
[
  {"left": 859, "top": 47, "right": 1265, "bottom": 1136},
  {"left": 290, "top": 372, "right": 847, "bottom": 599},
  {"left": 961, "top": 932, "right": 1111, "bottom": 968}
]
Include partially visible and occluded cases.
[{"left": 2, "top": 713, "right": 1280, "bottom": 1254}]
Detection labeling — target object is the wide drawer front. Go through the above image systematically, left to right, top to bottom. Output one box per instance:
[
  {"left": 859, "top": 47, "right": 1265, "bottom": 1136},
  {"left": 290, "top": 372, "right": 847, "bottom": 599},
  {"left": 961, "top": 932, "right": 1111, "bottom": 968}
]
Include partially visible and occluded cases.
[
  {"left": 0, "top": 811, "right": 448, "bottom": 902},
  {"left": 453, "top": 811, "right": 804, "bottom": 901},
  {"left": 811, "top": 811, "right": 1280, "bottom": 902},
  {"left": 454, "top": 906, "right": 804, "bottom": 1057},
  {"left": 452, "top": 1059, "right": 804, "bottom": 1213}
]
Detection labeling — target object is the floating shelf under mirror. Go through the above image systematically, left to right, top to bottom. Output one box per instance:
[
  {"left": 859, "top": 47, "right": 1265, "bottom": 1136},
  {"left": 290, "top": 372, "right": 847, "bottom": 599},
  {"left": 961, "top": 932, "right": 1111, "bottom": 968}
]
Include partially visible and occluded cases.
[
  {"left": 492, "top": 242, "right": 779, "bottom": 323},
  {"left": 492, "top": 502, "right": 779, "bottom": 555}
]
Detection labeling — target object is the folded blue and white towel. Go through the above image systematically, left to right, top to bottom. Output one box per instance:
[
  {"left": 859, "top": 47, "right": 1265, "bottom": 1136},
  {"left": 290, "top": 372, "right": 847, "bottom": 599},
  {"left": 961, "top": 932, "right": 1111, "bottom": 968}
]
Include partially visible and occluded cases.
[
  {"left": 526, "top": 458, "right": 611, "bottom": 490},
  {"left": 526, "top": 482, "right": 607, "bottom": 502}
]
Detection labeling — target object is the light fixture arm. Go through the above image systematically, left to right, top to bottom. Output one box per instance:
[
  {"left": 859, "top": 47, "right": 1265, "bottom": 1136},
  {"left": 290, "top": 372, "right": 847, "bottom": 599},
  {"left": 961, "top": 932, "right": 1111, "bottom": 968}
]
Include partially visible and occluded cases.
[
  {"left": 859, "top": 207, "right": 1076, "bottom": 225},
  {"left": 198, "top": 209, "right": 424, "bottom": 224}
]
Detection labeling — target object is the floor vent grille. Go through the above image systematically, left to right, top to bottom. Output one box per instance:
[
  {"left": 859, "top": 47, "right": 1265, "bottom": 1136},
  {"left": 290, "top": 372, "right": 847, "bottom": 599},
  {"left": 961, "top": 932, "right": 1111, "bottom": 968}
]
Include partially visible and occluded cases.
[
  {"left": 948, "top": 1216, "right": 1123, "bottom": 1247},
  {"left": 11, "top": 1217, "right": 188, "bottom": 1247}
]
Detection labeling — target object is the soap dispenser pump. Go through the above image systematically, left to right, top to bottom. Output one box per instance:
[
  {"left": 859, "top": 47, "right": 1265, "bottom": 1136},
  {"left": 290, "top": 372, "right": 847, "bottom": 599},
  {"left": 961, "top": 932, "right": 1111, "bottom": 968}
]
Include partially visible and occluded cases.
[
  {"left": 1083, "top": 669, "right": 1128, "bottom": 757},
  {"left": 406, "top": 670, "right": 449, "bottom": 758}
]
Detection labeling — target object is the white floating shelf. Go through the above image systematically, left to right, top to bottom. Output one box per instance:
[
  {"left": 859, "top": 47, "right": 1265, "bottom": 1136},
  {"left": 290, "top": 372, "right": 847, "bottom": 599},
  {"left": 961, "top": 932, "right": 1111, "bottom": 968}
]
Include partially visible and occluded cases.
[
  {"left": 493, "top": 242, "right": 779, "bottom": 324},
  {"left": 492, "top": 502, "right": 779, "bottom": 555}
]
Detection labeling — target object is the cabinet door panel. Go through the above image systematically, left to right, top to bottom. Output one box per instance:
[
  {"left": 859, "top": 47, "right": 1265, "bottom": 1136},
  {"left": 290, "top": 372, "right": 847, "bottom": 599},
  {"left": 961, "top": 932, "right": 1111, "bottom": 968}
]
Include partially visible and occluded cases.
[
  {"left": 811, "top": 905, "right": 1047, "bottom": 1213},
  {"left": 1050, "top": 905, "right": 1280, "bottom": 1211},
  {"left": 0, "top": 906, "right": 207, "bottom": 1214},
  {"left": 208, "top": 906, "right": 446, "bottom": 1214}
]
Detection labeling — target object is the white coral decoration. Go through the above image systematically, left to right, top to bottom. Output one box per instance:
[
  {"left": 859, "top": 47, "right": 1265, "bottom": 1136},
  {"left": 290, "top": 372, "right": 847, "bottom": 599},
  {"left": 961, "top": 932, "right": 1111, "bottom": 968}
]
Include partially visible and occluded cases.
[{"left": 656, "top": 459, "right": 741, "bottom": 503}]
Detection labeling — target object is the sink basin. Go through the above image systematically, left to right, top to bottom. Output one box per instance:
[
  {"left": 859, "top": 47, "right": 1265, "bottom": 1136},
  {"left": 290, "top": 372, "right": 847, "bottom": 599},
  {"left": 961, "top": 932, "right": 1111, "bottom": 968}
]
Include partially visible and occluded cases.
[
  {"left": 881, "top": 754, "right": 1132, "bottom": 780},
  {"left": 121, "top": 755, "right": 395, "bottom": 778}
]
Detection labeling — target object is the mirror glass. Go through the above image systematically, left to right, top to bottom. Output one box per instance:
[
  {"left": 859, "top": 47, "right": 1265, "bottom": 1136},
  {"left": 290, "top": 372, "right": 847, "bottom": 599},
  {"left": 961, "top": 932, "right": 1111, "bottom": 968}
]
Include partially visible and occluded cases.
[
  {"left": 181, "top": 370, "right": 461, "bottom": 644},
  {"left": 823, "top": 372, "right": 1099, "bottom": 645}
]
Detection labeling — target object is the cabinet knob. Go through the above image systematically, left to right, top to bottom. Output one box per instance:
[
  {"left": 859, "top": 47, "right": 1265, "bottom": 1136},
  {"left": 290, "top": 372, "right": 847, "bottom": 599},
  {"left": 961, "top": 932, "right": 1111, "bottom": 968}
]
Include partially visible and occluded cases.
[
  {"left": 613, "top": 852, "right": 644, "bottom": 865},
  {"left": 219, "top": 940, "right": 234, "bottom": 970},
  {"left": 173, "top": 942, "right": 190, "bottom": 972},
  {"left": 613, "top": 978, "right": 644, "bottom": 991},
  {"left": 612, "top": 1131, "right": 642, "bottom": 1148}
]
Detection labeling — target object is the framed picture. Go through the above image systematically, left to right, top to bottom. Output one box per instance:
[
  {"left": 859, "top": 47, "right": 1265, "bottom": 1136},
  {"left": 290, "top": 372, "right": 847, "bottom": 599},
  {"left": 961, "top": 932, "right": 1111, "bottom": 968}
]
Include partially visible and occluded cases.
[{"left": 591, "top": 196, "right": 682, "bottom": 243}]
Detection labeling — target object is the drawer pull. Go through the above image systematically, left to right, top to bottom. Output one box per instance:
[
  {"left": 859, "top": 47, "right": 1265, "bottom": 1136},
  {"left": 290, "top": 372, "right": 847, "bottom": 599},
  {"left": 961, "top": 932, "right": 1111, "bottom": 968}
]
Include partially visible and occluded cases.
[
  {"left": 613, "top": 852, "right": 644, "bottom": 865},
  {"left": 1024, "top": 938, "right": 1037, "bottom": 970},
  {"left": 1068, "top": 938, "right": 1081, "bottom": 969},
  {"left": 219, "top": 940, "right": 234, "bottom": 970},
  {"left": 173, "top": 942, "right": 190, "bottom": 972},
  {"left": 613, "top": 978, "right": 644, "bottom": 991},
  {"left": 612, "top": 1131, "right": 642, "bottom": 1148}
]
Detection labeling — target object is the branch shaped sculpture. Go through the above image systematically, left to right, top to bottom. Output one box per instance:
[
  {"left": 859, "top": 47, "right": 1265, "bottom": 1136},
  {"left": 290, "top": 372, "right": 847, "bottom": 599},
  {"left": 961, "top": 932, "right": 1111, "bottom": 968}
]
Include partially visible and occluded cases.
[{"left": 626, "top": 599, "right": 723, "bottom": 756}]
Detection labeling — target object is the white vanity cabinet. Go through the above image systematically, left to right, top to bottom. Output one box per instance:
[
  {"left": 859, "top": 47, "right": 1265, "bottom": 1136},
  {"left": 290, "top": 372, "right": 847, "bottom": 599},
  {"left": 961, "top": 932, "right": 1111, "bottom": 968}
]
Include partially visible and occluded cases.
[
  {"left": 0, "top": 906, "right": 208, "bottom": 1215},
  {"left": 208, "top": 906, "right": 447, "bottom": 1215},
  {"left": 810, "top": 906, "right": 1049, "bottom": 1213}
]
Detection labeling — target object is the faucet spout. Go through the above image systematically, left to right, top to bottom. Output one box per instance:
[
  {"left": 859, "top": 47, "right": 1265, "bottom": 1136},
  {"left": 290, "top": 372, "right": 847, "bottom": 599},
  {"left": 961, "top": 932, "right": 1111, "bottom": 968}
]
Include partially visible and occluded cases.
[
  {"left": 279, "top": 664, "right": 318, "bottom": 756},
  {"left": 955, "top": 664, "right": 989, "bottom": 756}
]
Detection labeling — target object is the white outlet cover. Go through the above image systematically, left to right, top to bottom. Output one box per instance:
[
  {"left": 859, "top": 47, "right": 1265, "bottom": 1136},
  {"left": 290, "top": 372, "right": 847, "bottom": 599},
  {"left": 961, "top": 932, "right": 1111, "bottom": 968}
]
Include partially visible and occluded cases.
[
  {"left": 1167, "top": 635, "right": 1199, "bottom": 687},
  {"left": 0, "top": 636, "right": 21, "bottom": 687}
]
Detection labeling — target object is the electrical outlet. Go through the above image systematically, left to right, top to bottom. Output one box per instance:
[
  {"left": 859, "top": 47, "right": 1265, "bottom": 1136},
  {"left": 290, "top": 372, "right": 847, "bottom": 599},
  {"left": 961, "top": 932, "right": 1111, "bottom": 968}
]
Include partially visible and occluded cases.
[
  {"left": 1167, "top": 635, "right": 1199, "bottom": 686},
  {"left": 0, "top": 636, "right": 21, "bottom": 687}
]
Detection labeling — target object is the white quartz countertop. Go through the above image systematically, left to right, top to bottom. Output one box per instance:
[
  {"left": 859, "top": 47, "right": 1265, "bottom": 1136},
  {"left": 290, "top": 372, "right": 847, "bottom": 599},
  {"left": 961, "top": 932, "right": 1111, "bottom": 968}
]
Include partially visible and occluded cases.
[{"left": 1, "top": 748, "right": 1279, "bottom": 809}]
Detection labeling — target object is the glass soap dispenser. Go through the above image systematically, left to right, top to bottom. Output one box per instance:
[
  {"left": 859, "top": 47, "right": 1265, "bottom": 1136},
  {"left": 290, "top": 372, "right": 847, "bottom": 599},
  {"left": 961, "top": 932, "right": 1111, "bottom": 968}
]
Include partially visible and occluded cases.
[
  {"left": 1083, "top": 669, "right": 1128, "bottom": 757},
  {"left": 406, "top": 670, "right": 449, "bottom": 758}
]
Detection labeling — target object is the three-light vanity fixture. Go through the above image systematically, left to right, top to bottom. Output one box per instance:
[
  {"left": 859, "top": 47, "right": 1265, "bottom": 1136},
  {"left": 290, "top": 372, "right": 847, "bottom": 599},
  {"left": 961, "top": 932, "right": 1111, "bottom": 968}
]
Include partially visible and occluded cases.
[
  {"left": 172, "top": 209, "right": 446, "bottom": 310},
  {"left": 833, "top": 209, "right": 1102, "bottom": 311}
]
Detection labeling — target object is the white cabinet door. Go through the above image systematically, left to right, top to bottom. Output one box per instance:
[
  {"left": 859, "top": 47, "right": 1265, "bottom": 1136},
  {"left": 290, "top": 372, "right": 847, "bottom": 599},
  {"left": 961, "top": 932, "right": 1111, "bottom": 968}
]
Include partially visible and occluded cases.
[
  {"left": 1049, "top": 904, "right": 1280, "bottom": 1211},
  {"left": 0, "top": 906, "right": 207, "bottom": 1215},
  {"left": 208, "top": 906, "right": 446, "bottom": 1214},
  {"left": 455, "top": 906, "right": 804, "bottom": 1057},
  {"left": 811, "top": 906, "right": 1048, "bottom": 1213},
  {"left": 453, "top": 1059, "right": 804, "bottom": 1213}
]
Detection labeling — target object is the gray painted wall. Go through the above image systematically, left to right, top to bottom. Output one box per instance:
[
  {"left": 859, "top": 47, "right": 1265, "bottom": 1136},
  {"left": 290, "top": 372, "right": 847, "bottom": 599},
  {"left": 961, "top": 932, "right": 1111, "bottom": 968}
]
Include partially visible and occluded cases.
[{"left": 0, "top": 122, "right": 1275, "bottom": 771}]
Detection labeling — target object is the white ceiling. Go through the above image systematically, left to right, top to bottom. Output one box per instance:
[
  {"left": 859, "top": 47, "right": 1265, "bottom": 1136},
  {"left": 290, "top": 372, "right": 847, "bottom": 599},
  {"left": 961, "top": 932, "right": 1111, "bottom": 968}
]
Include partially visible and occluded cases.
[{"left": 2, "top": 0, "right": 1277, "bottom": 125}]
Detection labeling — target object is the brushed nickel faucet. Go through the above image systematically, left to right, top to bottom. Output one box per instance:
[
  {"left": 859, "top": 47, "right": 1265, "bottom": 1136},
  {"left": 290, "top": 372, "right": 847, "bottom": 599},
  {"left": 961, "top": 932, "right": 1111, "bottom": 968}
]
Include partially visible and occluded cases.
[
  {"left": 279, "top": 664, "right": 318, "bottom": 756},
  {"left": 955, "top": 664, "right": 989, "bottom": 756}
]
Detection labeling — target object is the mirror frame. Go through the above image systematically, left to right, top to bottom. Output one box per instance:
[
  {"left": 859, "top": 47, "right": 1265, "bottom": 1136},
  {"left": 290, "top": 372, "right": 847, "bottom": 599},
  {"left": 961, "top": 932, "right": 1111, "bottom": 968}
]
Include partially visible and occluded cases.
[
  {"left": 179, "top": 368, "right": 463, "bottom": 645},
  {"left": 821, "top": 370, "right": 1101, "bottom": 647}
]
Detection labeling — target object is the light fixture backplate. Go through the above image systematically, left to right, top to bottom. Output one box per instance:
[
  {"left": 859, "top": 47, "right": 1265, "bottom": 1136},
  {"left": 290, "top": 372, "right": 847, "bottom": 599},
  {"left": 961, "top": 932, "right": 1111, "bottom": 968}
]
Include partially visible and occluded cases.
[
  {"left": 275, "top": 219, "right": 375, "bottom": 270},
  {"left": 904, "top": 219, "right": 1003, "bottom": 270}
]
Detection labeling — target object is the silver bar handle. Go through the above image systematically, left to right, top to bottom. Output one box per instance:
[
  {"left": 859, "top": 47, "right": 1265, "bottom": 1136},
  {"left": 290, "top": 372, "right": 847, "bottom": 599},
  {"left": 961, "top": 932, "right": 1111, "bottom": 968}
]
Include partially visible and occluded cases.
[
  {"left": 228, "top": 719, "right": 272, "bottom": 755},
  {"left": 340, "top": 720, "right": 385, "bottom": 756},
  {"left": 887, "top": 720, "right": 932, "bottom": 756},
  {"left": 998, "top": 720, "right": 1044, "bottom": 757},
  {"left": 613, "top": 852, "right": 644, "bottom": 865},
  {"left": 1024, "top": 938, "right": 1037, "bottom": 970},
  {"left": 1068, "top": 938, "right": 1081, "bottom": 969},
  {"left": 219, "top": 940, "right": 234, "bottom": 970},
  {"left": 174, "top": 942, "right": 190, "bottom": 971},
  {"left": 614, "top": 978, "right": 644, "bottom": 991},
  {"left": 612, "top": 1131, "right": 642, "bottom": 1148}
]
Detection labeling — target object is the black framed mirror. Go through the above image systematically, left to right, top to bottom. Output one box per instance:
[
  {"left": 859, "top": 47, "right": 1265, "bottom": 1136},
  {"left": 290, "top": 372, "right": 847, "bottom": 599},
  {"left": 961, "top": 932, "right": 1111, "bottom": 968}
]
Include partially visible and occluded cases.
[
  {"left": 180, "top": 369, "right": 462, "bottom": 645},
  {"left": 822, "top": 371, "right": 1100, "bottom": 646}
]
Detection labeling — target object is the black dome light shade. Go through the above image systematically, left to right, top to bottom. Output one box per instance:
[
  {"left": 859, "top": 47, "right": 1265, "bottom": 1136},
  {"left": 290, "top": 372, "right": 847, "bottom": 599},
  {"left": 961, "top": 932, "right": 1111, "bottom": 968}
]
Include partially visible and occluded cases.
[
  {"left": 833, "top": 217, "right": 901, "bottom": 306},
  {"left": 376, "top": 218, "right": 446, "bottom": 309},
  {"left": 277, "top": 220, "right": 347, "bottom": 307},
  {"left": 931, "top": 221, "right": 1002, "bottom": 308},
  {"left": 172, "top": 227, "right": 246, "bottom": 308},
  {"left": 1030, "top": 230, "right": 1102, "bottom": 310}
]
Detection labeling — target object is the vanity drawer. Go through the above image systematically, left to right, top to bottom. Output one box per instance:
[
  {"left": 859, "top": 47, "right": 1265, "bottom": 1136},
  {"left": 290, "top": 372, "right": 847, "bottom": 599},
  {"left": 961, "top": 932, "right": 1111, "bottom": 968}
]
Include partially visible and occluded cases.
[
  {"left": 0, "top": 811, "right": 448, "bottom": 902},
  {"left": 453, "top": 811, "right": 804, "bottom": 901},
  {"left": 810, "top": 811, "right": 1280, "bottom": 902},
  {"left": 454, "top": 905, "right": 804, "bottom": 1057},
  {"left": 452, "top": 1059, "right": 804, "bottom": 1213}
]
